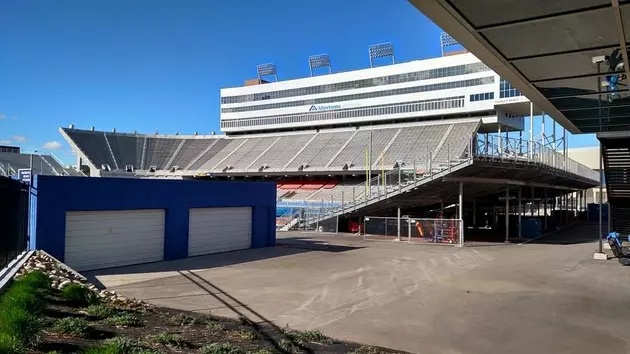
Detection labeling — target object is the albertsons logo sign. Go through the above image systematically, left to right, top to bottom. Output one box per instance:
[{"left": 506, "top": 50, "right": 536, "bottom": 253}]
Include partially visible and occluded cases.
[{"left": 309, "top": 104, "right": 342, "bottom": 112}]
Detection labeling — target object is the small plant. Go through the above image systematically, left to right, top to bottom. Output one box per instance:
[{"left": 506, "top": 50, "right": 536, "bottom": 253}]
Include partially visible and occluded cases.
[
  {"left": 16, "top": 270, "right": 51, "bottom": 294},
  {"left": 61, "top": 284, "right": 99, "bottom": 305},
  {"left": 85, "top": 304, "right": 117, "bottom": 318},
  {"left": 0, "top": 305, "right": 43, "bottom": 345},
  {"left": 104, "top": 313, "right": 142, "bottom": 327},
  {"left": 168, "top": 313, "right": 199, "bottom": 326},
  {"left": 52, "top": 317, "right": 92, "bottom": 337},
  {"left": 206, "top": 322, "right": 225, "bottom": 332},
  {"left": 289, "top": 329, "right": 332, "bottom": 344},
  {"left": 227, "top": 330, "right": 258, "bottom": 341},
  {"left": 0, "top": 333, "right": 24, "bottom": 354},
  {"left": 146, "top": 333, "right": 187, "bottom": 348},
  {"left": 87, "top": 337, "right": 162, "bottom": 354},
  {"left": 277, "top": 338, "right": 297, "bottom": 353},
  {"left": 200, "top": 342, "right": 242, "bottom": 354},
  {"left": 349, "top": 346, "right": 389, "bottom": 354},
  {"left": 247, "top": 350, "right": 272, "bottom": 354}
]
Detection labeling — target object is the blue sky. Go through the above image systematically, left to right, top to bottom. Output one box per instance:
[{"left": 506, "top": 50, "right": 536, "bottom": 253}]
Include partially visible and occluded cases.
[{"left": 0, "top": 0, "right": 597, "bottom": 164}]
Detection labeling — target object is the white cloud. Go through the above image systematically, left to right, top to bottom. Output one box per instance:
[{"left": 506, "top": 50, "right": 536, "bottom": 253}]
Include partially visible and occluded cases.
[
  {"left": 0, "top": 112, "right": 6, "bottom": 120},
  {"left": 13, "top": 135, "right": 26, "bottom": 142},
  {"left": 0, "top": 140, "right": 11, "bottom": 145},
  {"left": 42, "top": 141, "right": 62, "bottom": 150}
]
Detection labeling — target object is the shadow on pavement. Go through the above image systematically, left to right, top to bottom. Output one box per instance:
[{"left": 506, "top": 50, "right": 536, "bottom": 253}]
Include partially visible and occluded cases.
[
  {"left": 84, "top": 239, "right": 363, "bottom": 286},
  {"left": 179, "top": 270, "right": 314, "bottom": 354}
]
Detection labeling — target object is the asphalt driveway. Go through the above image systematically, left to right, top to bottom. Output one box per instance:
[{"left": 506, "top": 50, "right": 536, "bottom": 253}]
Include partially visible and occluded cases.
[{"left": 86, "top": 224, "right": 630, "bottom": 354}]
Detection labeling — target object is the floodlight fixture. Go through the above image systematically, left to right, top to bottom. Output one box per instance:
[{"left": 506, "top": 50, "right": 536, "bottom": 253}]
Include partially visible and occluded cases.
[
  {"left": 440, "top": 32, "right": 461, "bottom": 56},
  {"left": 368, "top": 42, "right": 395, "bottom": 68},
  {"left": 308, "top": 54, "right": 332, "bottom": 76},
  {"left": 256, "top": 63, "right": 278, "bottom": 82}
]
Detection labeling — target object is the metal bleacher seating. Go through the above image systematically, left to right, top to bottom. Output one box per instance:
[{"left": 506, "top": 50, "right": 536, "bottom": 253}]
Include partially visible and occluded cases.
[
  {"left": 60, "top": 119, "right": 480, "bottom": 181},
  {"left": 329, "top": 128, "right": 399, "bottom": 170},
  {"left": 64, "top": 130, "right": 117, "bottom": 169},
  {"left": 286, "top": 131, "right": 355, "bottom": 170},
  {"left": 253, "top": 133, "right": 315, "bottom": 171},
  {"left": 107, "top": 134, "right": 144, "bottom": 169},
  {"left": 143, "top": 137, "right": 182, "bottom": 170},
  {"left": 168, "top": 139, "right": 215, "bottom": 170}
]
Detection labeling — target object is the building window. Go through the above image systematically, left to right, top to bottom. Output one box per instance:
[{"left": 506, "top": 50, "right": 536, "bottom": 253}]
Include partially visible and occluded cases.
[
  {"left": 221, "top": 62, "right": 491, "bottom": 104},
  {"left": 223, "top": 76, "right": 495, "bottom": 113},
  {"left": 499, "top": 79, "right": 522, "bottom": 98},
  {"left": 470, "top": 92, "right": 495, "bottom": 102},
  {"left": 221, "top": 96, "right": 466, "bottom": 129}
]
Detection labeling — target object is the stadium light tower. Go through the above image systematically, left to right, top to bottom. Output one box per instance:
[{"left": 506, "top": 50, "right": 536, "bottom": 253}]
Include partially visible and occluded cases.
[
  {"left": 440, "top": 32, "right": 460, "bottom": 57},
  {"left": 368, "top": 42, "right": 395, "bottom": 68},
  {"left": 308, "top": 54, "right": 332, "bottom": 76},
  {"left": 256, "top": 63, "right": 278, "bottom": 82}
]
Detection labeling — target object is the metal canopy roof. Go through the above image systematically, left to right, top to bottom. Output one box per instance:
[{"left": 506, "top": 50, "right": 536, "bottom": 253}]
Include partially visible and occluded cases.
[{"left": 410, "top": 0, "right": 630, "bottom": 134}]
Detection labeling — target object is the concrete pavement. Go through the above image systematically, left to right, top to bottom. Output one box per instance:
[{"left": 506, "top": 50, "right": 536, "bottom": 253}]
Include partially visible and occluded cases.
[{"left": 85, "top": 224, "right": 630, "bottom": 354}]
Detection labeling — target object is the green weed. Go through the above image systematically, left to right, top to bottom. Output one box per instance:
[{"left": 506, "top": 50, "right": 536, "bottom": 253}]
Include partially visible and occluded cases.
[
  {"left": 61, "top": 284, "right": 99, "bottom": 305},
  {"left": 85, "top": 304, "right": 117, "bottom": 318},
  {"left": 104, "top": 313, "right": 142, "bottom": 327},
  {"left": 52, "top": 317, "right": 92, "bottom": 338},
  {"left": 200, "top": 342, "right": 243, "bottom": 354}
]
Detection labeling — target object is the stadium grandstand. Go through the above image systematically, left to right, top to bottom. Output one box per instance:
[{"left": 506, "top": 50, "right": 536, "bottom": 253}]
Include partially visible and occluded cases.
[
  {"left": 59, "top": 37, "right": 600, "bottom": 240},
  {"left": 0, "top": 145, "right": 84, "bottom": 179}
]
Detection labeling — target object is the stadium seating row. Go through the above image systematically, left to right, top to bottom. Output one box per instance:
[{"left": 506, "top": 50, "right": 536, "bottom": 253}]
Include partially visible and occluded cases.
[
  {"left": 60, "top": 119, "right": 480, "bottom": 175},
  {"left": 0, "top": 151, "right": 83, "bottom": 177}
]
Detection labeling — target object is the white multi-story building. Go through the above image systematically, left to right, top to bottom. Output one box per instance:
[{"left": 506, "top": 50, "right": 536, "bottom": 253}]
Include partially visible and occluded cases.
[{"left": 220, "top": 52, "right": 533, "bottom": 134}]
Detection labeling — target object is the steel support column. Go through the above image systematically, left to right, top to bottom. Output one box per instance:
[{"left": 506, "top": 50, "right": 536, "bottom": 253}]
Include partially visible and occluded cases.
[
  {"left": 599, "top": 142, "right": 603, "bottom": 253},
  {"left": 459, "top": 182, "right": 464, "bottom": 246},
  {"left": 505, "top": 186, "right": 510, "bottom": 242},
  {"left": 530, "top": 186, "right": 535, "bottom": 216},
  {"left": 518, "top": 188, "right": 522, "bottom": 239},
  {"left": 544, "top": 189, "right": 548, "bottom": 231},
  {"left": 472, "top": 199, "right": 476, "bottom": 227},
  {"left": 397, "top": 205, "right": 401, "bottom": 241}
]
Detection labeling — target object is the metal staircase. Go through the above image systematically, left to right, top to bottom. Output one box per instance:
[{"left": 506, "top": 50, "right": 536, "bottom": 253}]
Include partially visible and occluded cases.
[{"left": 601, "top": 138, "right": 630, "bottom": 235}]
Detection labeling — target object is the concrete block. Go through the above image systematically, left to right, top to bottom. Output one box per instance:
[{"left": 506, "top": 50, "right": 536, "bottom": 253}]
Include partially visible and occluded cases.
[
  {"left": 603, "top": 242, "right": 611, "bottom": 250},
  {"left": 593, "top": 252, "right": 608, "bottom": 260}
]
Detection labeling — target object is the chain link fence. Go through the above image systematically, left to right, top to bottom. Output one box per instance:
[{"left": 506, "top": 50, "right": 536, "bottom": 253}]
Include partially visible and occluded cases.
[{"left": 363, "top": 216, "right": 462, "bottom": 245}]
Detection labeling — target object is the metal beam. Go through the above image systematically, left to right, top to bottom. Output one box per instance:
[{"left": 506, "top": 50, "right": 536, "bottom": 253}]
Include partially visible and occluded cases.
[
  {"left": 408, "top": 0, "right": 580, "bottom": 133},
  {"left": 611, "top": 0, "right": 630, "bottom": 98},
  {"left": 475, "top": 5, "right": 614, "bottom": 32},
  {"left": 530, "top": 70, "right": 626, "bottom": 84},
  {"left": 442, "top": 176, "right": 580, "bottom": 191}
]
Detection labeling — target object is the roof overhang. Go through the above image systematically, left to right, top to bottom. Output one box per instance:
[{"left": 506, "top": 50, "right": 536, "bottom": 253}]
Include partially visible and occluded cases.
[{"left": 409, "top": 0, "right": 630, "bottom": 134}]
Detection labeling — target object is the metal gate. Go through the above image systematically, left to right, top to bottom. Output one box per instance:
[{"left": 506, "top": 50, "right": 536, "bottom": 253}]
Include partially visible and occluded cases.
[{"left": 0, "top": 176, "right": 29, "bottom": 269}]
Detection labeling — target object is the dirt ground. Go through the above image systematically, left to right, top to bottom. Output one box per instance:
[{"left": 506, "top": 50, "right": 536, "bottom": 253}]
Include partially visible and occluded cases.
[{"left": 35, "top": 288, "right": 403, "bottom": 353}]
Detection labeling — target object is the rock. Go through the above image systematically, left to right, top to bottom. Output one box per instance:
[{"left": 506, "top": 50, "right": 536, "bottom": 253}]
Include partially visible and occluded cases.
[{"left": 59, "top": 280, "right": 71, "bottom": 288}]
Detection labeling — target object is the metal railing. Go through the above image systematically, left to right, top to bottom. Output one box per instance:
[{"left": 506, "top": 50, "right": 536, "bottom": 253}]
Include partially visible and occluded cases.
[
  {"left": 305, "top": 133, "right": 599, "bottom": 225},
  {"left": 476, "top": 134, "right": 599, "bottom": 182},
  {"left": 306, "top": 136, "right": 474, "bottom": 224}
]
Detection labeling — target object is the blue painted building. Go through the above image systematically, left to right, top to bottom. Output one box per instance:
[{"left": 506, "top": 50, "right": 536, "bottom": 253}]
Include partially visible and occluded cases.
[{"left": 30, "top": 176, "right": 276, "bottom": 271}]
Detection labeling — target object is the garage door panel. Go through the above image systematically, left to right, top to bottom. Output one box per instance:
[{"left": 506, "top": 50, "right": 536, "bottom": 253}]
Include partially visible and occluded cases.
[
  {"left": 188, "top": 207, "right": 252, "bottom": 257},
  {"left": 65, "top": 209, "right": 165, "bottom": 271},
  {"left": 66, "top": 226, "right": 165, "bottom": 239}
]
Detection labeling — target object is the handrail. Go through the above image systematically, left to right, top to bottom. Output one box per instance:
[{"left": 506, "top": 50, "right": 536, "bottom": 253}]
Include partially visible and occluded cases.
[{"left": 309, "top": 132, "right": 600, "bottom": 224}]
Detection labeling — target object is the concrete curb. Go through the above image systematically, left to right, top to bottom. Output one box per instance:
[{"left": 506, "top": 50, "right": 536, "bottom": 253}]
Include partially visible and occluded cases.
[{"left": 0, "top": 250, "right": 35, "bottom": 293}]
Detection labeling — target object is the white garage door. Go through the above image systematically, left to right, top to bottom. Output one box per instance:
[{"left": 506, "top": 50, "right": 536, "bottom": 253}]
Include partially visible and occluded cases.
[
  {"left": 188, "top": 207, "right": 252, "bottom": 257},
  {"left": 65, "top": 209, "right": 165, "bottom": 271}
]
